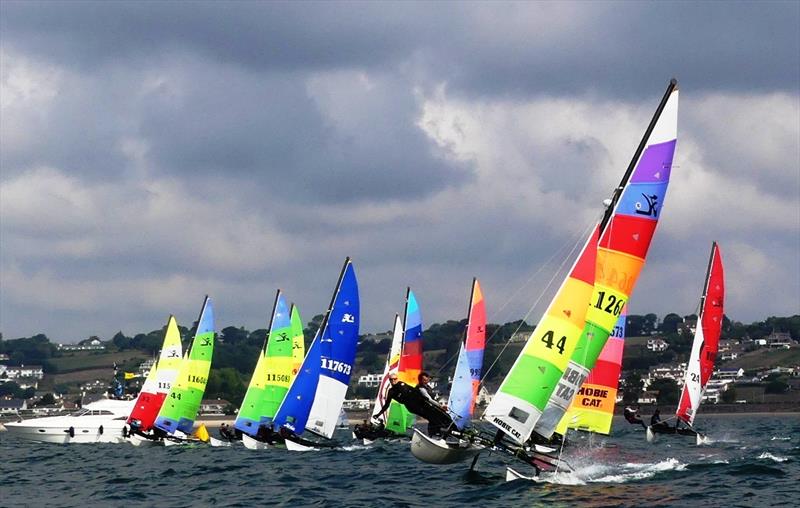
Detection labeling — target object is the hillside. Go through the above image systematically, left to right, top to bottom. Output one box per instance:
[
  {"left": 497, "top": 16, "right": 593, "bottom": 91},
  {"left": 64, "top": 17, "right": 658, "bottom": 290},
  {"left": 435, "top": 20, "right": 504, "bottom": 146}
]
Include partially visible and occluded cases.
[{"left": 719, "top": 348, "right": 800, "bottom": 371}]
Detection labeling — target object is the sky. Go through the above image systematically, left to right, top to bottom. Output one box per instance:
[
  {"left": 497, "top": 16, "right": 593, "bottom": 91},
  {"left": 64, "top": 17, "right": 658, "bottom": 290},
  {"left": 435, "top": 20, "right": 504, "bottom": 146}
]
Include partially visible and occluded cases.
[{"left": 1, "top": 1, "right": 798, "bottom": 343}]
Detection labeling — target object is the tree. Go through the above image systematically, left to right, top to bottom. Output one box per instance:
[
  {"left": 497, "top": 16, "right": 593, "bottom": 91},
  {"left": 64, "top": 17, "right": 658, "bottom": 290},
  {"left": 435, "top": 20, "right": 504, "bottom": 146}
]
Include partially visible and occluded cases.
[
  {"left": 660, "top": 313, "right": 683, "bottom": 334},
  {"left": 304, "top": 315, "right": 325, "bottom": 344},
  {"left": 622, "top": 373, "right": 644, "bottom": 404},
  {"left": 649, "top": 378, "right": 681, "bottom": 405},
  {"left": 721, "top": 386, "right": 737, "bottom": 403},
  {"left": 34, "top": 393, "right": 56, "bottom": 406}
]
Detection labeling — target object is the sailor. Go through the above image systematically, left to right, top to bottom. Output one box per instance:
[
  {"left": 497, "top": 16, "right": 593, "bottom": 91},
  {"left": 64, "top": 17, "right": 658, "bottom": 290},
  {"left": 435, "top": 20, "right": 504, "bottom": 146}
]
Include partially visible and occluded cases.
[
  {"left": 415, "top": 372, "right": 451, "bottom": 437},
  {"left": 374, "top": 373, "right": 454, "bottom": 437},
  {"left": 624, "top": 406, "right": 647, "bottom": 428},
  {"left": 650, "top": 408, "right": 669, "bottom": 431},
  {"left": 219, "top": 423, "right": 234, "bottom": 440}
]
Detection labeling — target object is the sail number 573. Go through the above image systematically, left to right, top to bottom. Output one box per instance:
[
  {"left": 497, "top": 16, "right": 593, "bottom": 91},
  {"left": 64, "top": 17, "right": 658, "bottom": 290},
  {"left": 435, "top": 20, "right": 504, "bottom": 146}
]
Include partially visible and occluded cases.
[{"left": 594, "top": 291, "right": 625, "bottom": 316}]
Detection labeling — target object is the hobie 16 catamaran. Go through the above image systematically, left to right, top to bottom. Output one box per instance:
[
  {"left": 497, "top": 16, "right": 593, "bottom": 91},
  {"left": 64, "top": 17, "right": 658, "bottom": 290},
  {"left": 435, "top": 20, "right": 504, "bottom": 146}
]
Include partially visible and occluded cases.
[
  {"left": 411, "top": 80, "right": 679, "bottom": 479},
  {"left": 643, "top": 242, "right": 724, "bottom": 444}
]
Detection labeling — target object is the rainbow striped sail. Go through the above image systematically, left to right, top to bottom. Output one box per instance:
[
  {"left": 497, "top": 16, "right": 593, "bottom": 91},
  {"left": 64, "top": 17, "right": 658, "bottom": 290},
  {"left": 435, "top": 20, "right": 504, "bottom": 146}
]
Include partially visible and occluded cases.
[
  {"left": 534, "top": 81, "right": 678, "bottom": 438},
  {"left": 483, "top": 226, "right": 599, "bottom": 443},
  {"left": 676, "top": 242, "right": 724, "bottom": 426},
  {"left": 448, "top": 278, "right": 486, "bottom": 430},
  {"left": 382, "top": 289, "right": 422, "bottom": 434},
  {"left": 234, "top": 290, "right": 300, "bottom": 435},
  {"left": 154, "top": 296, "right": 215, "bottom": 435},
  {"left": 290, "top": 304, "right": 305, "bottom": 378},
  {"left": 555, "top": 310, "right": 626, "bottom": 435},
  {"left": 127, "top": 315, "right": 183, "bottom": 431}
]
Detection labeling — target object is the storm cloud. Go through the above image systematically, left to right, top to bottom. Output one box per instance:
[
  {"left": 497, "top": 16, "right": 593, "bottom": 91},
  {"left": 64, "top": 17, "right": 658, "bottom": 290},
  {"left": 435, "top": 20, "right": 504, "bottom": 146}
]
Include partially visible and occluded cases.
[{"left": 1, "top": 1, "right": 798, "bottom": 341}]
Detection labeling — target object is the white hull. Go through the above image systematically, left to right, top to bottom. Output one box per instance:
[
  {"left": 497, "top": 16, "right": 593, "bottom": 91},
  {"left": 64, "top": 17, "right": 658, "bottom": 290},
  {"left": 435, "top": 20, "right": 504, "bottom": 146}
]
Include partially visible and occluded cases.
[
  {"left": 4, "top": 399, "right": 133, "bottom": 444},
  {"left": 410, "top": 428, "right": 483, "bottom": 464},
  {"left": 127, "top": 433, "right": 161, "bottom": 447},
  {"left": 242, "top": 434, "right": 270, "bottom": 450},
  {"left": 209, "top": 436, "right": 234, "bottom": 447},
  {"left": 284, "top": 437, "right": 315, "bottom": 451},
  {"left": 506, "top": 467, "right": 536, "bottom": 482}
]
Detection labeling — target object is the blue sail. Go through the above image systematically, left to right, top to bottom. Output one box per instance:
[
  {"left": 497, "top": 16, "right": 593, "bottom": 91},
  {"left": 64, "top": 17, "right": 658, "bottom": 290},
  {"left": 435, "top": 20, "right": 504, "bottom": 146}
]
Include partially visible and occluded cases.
[
  {"left": 305, "top": 260, "right": 360, "bottom": 438},
  {"left": 272, "top": 329, "right": 322, "bottom": 434},
  {"left": 447, "top": 343, "right": 473, "bottom": 430}
]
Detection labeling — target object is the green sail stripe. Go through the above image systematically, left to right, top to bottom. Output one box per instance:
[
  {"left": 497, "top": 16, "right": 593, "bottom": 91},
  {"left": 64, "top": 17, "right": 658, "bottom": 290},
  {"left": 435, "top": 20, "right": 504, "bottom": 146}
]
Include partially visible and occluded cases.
[
  {"left": 494, "top": 355, "right": 564, "bottom": 409},
  {"left": 384, "top": 401, "right": 413, "bottom": 434}
]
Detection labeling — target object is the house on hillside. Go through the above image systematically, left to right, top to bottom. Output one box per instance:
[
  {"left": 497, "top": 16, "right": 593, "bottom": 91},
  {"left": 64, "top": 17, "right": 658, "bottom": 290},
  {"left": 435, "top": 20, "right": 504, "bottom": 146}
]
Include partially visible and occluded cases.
[
  {"left": 766, "top": 332, "right": 794, "bottom": 349},
  {"left": 647, "top": 338, "right": 669, "bottom": 352},
  {"left": 4, "top": 365, "right": 44, "bottom": 380},
  {"left": 716, "top": 368, "right": 744, "bottom": 381},
  {"left": 357, "top": 373, "right": 383, "bottom": 388},
  {"left": 637, "top": 391, "right": 658, "bottom": 404},
  {"left": 0, "top": 398, "right": 27, "bottom": 415},
  {"left": 199, "top": 399, "right": 231, "bottom": 415}
]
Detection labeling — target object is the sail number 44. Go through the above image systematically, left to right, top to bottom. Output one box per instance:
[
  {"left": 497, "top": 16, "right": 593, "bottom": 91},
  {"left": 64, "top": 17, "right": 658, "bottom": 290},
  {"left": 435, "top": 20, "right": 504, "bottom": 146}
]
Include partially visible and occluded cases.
[
  {"left": 541, "top": 330, "right": 567, "bottom": 355},
  {"left": 320, "top": 358, "right": 352, "bottom": 375}
]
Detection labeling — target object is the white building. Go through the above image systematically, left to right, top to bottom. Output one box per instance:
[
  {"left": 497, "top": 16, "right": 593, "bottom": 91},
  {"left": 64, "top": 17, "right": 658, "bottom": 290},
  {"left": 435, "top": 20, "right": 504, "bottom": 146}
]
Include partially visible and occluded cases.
[
  {"left": 647, "top": 338, "right": 669, "bottom": 352},
  {"left": 4, "top": 365, "right": 44, "bottom": 380},
  {"left": 715, "top": 368, "right": 744, "bottom": 381},
  {"left": 357, "top": 373, "right": 384, "bottom": 388},
  {"left": 342, "top": 398, "right": 372, "bottom": 410}
]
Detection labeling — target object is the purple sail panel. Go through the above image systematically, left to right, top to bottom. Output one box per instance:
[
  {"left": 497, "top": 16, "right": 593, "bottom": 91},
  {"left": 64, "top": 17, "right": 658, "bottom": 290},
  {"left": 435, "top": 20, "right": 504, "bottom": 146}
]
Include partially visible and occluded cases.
[{"left": 630, "top": 140, "right": 676, "bottom": 184}]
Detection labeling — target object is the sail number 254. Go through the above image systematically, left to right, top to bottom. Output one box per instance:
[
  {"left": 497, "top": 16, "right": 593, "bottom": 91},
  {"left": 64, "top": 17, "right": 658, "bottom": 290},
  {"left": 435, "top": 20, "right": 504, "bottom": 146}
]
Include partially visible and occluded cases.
[{"left": 594, "top": 291, "right": 625, "bottom": 316}]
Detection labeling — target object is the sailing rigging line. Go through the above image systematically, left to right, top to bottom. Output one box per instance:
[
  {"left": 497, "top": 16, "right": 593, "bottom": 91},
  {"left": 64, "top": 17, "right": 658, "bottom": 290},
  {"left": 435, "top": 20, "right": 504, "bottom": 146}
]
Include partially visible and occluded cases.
[
  {"left": 430, "top": 219, "right": 596, "bottom": 379},
  {"left": 477, "top": 219, "right": 597, "bottom": 385}
]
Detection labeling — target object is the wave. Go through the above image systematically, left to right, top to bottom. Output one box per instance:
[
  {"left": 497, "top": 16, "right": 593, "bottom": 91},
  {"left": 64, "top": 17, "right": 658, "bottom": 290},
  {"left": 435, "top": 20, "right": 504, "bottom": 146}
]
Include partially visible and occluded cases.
[
  {"left": 770, "top": 436, "right": 791, "bottom": 441},
  {"left": 758, "top": 452, "right": 789, "bottom": 463},
  {"left": 537, "top": 457, "right": 686, "bottom": 485}
]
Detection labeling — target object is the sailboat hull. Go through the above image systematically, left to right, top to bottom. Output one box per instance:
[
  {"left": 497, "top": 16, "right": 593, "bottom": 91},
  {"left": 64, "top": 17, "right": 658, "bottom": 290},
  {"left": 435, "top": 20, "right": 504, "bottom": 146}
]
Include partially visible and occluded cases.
[
  {"left": 410, "top": 428, "right": 483, "bottom": 464},
  {"left": 242, "top": 434, "right": 271, "bottom": 450},
  {"left": 506, "top": 467, "right": 536, "bottom": 482}
]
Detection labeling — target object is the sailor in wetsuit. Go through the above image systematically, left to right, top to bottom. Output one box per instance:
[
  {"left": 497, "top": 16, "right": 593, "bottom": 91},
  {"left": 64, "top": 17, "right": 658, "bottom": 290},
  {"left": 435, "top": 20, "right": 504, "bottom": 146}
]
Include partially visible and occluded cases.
[
  {"left": 374, "top": 373, "right": 454, "bottom": 437},
  {"left": 624, "top": 407, "right": 647, "bottom": 429},
  {"left": 650, "top": 408, "right": 670, "bottom": 431}
]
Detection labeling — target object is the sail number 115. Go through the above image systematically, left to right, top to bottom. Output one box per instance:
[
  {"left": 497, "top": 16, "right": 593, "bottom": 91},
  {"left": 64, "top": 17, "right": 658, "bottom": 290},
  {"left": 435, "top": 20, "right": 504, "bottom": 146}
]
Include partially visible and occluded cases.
[{"left": 594, "top": 291, "right": 625, "bottom": 316}]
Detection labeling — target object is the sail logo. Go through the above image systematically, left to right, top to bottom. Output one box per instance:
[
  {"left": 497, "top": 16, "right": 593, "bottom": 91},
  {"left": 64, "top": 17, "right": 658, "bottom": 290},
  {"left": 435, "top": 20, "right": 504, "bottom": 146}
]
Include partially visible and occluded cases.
[
  {"left": 634, "top": 193, "right": 659, "bottom": 217},
  {"left": 341, "top": 313, "right": 355, "bottom": 323},
  {"left": 200, "top": 337, "right": 212, "bottom": 347},
  {"left": 492, "top": 416, "right": 522, "bottom": 440}
]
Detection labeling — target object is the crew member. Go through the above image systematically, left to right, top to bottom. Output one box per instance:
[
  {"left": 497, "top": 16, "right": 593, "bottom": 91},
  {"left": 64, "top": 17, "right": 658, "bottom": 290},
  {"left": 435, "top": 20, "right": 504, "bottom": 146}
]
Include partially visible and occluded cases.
[{"left": 374, "top": 373, "right": 454, "bottom": 437}]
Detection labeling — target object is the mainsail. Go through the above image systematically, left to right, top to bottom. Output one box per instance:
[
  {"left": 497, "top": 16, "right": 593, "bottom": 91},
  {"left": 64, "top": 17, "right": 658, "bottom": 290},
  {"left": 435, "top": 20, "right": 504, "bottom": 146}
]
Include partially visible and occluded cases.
[
  {"left": 533, "top": 80, "right": 679, "bottom": 438},
  {"left": 483, "top": 226, "right": 599, "bottom": 443},
  {"left": 676, "top": 242, "right": 724, "bottom": 426},
  {"left": 273, "top": 258, "right": 360, "bottom": 439},
  {"left": 447, "top": 278, "right": 486, "bottom": 430},
  {"left": 383, "top": 289, "right": 423, "bottom": 434},
  {"left": 234, "top": 290, "right": 302, "bottom": 435},
  {"left": 154, "top": 296, "right": 215, "bottom": 434},
  {"left": 555, "top": 309, "right": 627, "bottom": 435},
  {"left": 370, "top": 314, "right": 406, "bottom": 429},
  {"left": 127, "top": 315, "right": 183, "bottom": 431}
]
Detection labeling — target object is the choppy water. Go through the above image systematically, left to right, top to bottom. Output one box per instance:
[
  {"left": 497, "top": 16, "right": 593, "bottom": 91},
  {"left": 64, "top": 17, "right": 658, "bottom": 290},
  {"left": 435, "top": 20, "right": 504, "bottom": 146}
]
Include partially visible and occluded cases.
[{"left": 2, "top": 414, "right": 798, "bottom": 507}]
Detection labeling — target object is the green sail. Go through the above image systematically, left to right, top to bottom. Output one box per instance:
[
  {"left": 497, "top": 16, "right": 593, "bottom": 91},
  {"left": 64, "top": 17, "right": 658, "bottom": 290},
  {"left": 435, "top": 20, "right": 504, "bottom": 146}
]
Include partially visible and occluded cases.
[
  {"left": 234, "top": 291, "right": 302, "bottom": 435},
  {"left": 154, "top": 296, "right": 215, "bottom": 435}
]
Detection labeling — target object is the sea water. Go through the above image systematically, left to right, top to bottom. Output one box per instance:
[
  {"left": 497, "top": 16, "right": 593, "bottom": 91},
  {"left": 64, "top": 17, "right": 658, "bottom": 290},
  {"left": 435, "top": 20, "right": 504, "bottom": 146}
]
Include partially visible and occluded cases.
[{"left": 1, "top": 414, "right": 797, "bottom": 507}]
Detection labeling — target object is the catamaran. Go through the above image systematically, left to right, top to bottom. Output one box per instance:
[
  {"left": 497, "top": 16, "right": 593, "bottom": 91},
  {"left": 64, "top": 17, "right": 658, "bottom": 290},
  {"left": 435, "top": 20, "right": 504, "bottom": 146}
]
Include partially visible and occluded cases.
[
  {"left": 410, "top": 80, "right": 679, "bottom": 479},
  {"left": 643, "top": 242, "right": 724, "bottom": 444},
  {"left": 271, "top": 258, "right": 360, "bottom": 451},
  {"left": 411, "top": 278, "right": 487, "bottom": 464},
  {"left": 354, "top": 288, "right": 422, "bottom": 443},
  {"left": 231, "top": 290, "right": 305, "bottom": 450},
  {"left": 146, "top": 295, "right": 215, "bottom": 445},
  {"left": 126, "top": 315, "right": 184, "bottom": 446}
]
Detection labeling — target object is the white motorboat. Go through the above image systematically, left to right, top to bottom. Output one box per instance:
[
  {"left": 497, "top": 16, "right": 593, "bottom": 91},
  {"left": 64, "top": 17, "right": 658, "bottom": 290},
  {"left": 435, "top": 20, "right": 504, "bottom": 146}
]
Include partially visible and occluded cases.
[{"left": 4, "top": 398, "right": 134, "bottom": 444}]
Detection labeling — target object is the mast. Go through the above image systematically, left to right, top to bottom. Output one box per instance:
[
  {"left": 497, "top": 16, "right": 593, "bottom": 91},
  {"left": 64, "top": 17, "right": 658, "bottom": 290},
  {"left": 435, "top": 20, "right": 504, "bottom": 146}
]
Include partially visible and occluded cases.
[
  {"left": 600, "top": 79, "right": 678, "bottom": 232},
  {"left": 697, "top": 241, "right": 718, "bottom": 320}
]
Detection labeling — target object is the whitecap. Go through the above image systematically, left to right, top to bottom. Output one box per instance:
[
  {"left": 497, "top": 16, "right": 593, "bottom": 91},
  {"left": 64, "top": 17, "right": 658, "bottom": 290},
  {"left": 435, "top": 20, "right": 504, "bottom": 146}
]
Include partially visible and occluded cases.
[{"left": 757, "top": 452, "right": 789, "bottom": 463}]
